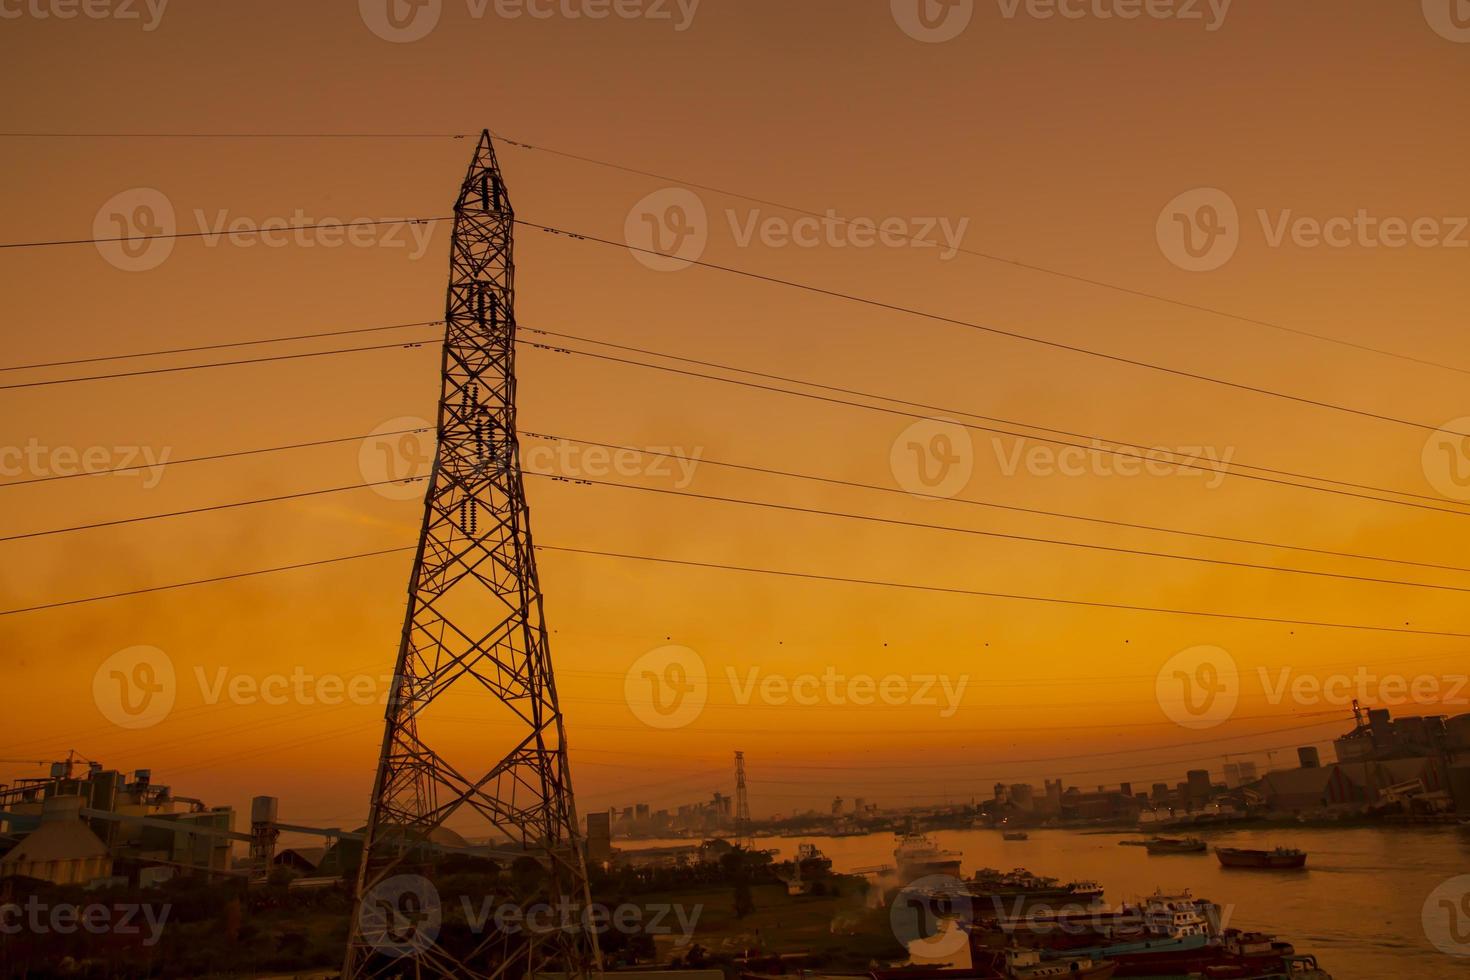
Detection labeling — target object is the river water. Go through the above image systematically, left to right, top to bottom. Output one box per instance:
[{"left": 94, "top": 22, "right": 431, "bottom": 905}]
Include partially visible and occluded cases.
[{"left": 634, "top": 826, "right": 1470, "bottom": 978}]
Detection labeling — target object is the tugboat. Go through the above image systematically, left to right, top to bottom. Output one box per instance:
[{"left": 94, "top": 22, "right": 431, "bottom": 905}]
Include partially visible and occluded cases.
[
  {"left": 895, "top": 831, "right": 963, "bottom": 882},
  {"left": 1002, "top": 831, "right": 1029, "bottom": 841},
  {"left": 1143, "top": 836, "right": 1206, "bottom": 855},
  {"left": 1215, "top": 845, "right": 1307, "bottom": 869}
]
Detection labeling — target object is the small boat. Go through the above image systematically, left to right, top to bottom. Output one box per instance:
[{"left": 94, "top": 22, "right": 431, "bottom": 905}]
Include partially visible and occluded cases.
[
  {"left": 1002, "top": 831, "right": 1029, "bottom": 841},
  {"left": 1143, "top": 836, "right": 1206, "bottom": 854},
  {"left": 1215, "top": 845, "right": 1307, "bottom": 869}
]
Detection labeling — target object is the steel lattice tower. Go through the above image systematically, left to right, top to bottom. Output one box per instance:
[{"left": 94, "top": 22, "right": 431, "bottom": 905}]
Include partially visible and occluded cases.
[
  {"left": 344, "top": 131, "right": 600, "bottom": 979},
  {"left": 733, "top": 751, "right": 752, "bottom": 848}
]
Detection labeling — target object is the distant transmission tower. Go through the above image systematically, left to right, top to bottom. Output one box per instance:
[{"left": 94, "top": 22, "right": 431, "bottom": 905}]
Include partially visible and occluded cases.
[
  {"left": 344, "top": 131, "right": 599, "bottom": 979},
  {"left": 734, "top": 751, "right": 752, "bottom": 848}
]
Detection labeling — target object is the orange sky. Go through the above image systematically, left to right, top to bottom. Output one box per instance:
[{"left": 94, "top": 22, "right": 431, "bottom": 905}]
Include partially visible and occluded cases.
[{"left": 2, "top": 1, "right": 1469, "bottom": 830}]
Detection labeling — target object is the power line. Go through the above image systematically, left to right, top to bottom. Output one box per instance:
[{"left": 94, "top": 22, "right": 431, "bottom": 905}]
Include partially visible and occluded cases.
[
  {"left": 4, "top": 129, "right": 1456, "bottom": 379},
  {"left": 0, "top": 132, "right": 472, "bottom": 139},
  {"left": 489, "top": 133, "right": 1470, "bottom": 379},
  {"left": 6, "top": 207, "right": 1463, "bottom": 441},
  {"left": 0, "top": 216, "right": 452, "bottom": 251},
  {"left": 518, "top": 219, "right": 1470, "bottom": 440},
  {"left": 13, "top": 317, "right": 1456, "bottom": 517},
  {"left": 0, "top": 319, "right": 440, "bottom": 373},
  {"left": 531, "top": 327, "right": 1470, "bottom": 512},
  {"left": 0, "top": 337, "right": 439, "bottom": 390},
  {"left": 526, "top": 338, "right": 1470, "bottom": 519},
  {"left": 3, "top": 395, "right": 1464, "bottom": 582},
  {"left": 0, "top": 426, "right": 430, "bottom": 489},
  {"left": 6, "top": 427, "right": 1466, "bottom": 596},
  {"left": 530, "top": 433, "right": 1470, "bottom": 576},
  {"left": 523, "top": 472, "right": 1470, "bottom": 595},
  {"left": 0, "top": 477, "right": 428, "bottom": 543},
  {"left": 4, "top": 540, "right": 1468, "bottom": 636},
  {"left": 535, "top": 544, "right": 1470, "bottom": 639},
  {"left": 0, "top": 546, "right": 414, "bottom": 617},
  {"left": 573, "top": 716, "right": 1350, "bottom": 769}
]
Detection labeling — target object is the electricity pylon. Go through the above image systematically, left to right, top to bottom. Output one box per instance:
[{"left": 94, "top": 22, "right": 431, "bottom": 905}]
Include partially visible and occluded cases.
[
  {"left": 344, "top": 130, "right": 600, "bottom": 979},
  {"left": 734, "top": 751, "right": 752, "bottom": 849}
]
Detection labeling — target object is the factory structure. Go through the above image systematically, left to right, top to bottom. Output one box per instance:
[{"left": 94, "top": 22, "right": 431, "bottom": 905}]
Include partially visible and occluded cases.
[
  {"left": 0, "top": 756, "right": 519, "bottom": 890},
  {"left": 0, "top": 757, "right": 236, "bottom": 887}
]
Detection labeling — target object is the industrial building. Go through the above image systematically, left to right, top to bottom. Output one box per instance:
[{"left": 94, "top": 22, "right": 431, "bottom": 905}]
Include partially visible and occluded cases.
[{"left": 0, "top": 758, "right": 237, "bottom": 885}]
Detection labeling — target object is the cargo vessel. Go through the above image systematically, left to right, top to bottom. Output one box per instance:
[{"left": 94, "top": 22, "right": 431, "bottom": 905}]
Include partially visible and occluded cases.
[
  {"left": 1143, "top": 837, "right": 1206, "bottom": 855},
  {"left": 1215, "top": 846, "right": 1307, "bottom": 870}
]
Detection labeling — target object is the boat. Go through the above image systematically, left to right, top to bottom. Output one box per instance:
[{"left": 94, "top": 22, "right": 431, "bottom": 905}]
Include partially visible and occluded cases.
[
  {"left": 895, "top": 831, "right": 964, "bottom": 882},
  {"left": 1003, "top": 831, "right": 1029, "bottom": 841},
  {"left": 1143, "top": 836, "right": 1206, "bottom": 855},
  {"left": 793, "top": 842, "right": 833, "bottom": 875},
  {"left": 1215, "top": 846, "right": 1307, "bottom": 869},
  {"left": 962, "top": 868, "right": 1105, "bottom": 912},
  {"left": 975, "top": 889, "right": 1219, "bottom": 949},
  {"left": 1026, "top": 890, "right": 1215, "bottom": 963},
  {"left": 1091, "top": 930, "right": 1300, "bottom": 977},
  {"left": 973, "top": 948, "right": 1118, "bottom": 979},
  {"left": 872, "top": 950, "right": 1117, "bottom": 980}
]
